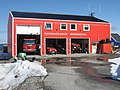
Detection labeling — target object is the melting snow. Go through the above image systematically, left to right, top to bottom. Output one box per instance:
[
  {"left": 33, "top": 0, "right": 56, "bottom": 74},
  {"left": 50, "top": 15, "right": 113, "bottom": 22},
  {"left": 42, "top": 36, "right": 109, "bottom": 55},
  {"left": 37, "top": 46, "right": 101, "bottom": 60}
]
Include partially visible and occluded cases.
[
  {"left": 108, "top": 57, "right": 120, "bottom": 80},
  {"left": 0, "top": 60, "right": 47, "bottom": 90}
]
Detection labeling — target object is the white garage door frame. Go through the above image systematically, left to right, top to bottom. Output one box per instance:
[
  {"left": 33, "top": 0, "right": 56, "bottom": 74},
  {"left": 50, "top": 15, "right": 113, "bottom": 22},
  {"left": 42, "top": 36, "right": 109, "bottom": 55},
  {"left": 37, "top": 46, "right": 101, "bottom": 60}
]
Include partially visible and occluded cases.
[{"left": 16, "top": 25, "right": 41, "bottom": 55}]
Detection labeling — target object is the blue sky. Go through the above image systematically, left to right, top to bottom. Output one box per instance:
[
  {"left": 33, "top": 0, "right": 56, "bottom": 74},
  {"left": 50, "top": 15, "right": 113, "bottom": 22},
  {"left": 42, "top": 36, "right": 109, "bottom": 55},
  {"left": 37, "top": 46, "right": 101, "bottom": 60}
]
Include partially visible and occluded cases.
[{"left": 0, "top": 0, "right": 120, "bottom": 43}]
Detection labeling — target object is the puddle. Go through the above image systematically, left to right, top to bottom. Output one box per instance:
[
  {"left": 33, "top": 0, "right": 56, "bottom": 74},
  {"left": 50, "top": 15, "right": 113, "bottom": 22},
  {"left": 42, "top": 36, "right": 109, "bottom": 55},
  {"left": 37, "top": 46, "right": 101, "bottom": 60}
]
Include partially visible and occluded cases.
[
  {"left": 27, "top": 54, "right": 111, "bottom": 66},
  {"left": 41, "top": 56, "right": 110, "bottom": 66},
  {"left": 41, "top": 56, "right": 120, "bottom": 84},
  {"left": 41, "top": 56, "right": 110, "bottom": 67},
  {"left": 97, "top": 56, "right": 109, "bottom": 62},
  {"left": 41, "top": 57, "right": 76, "bottom": 66},
  {"left": 42, "top": 57, "right": 114, "bottom": 83}
]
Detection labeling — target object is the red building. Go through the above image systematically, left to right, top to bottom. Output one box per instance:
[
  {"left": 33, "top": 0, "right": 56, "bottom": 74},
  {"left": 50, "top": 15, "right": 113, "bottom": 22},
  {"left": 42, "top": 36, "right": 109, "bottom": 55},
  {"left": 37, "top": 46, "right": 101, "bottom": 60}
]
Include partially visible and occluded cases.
[{"left": 8, "top": 11, "right": 110, "bottom": 57}]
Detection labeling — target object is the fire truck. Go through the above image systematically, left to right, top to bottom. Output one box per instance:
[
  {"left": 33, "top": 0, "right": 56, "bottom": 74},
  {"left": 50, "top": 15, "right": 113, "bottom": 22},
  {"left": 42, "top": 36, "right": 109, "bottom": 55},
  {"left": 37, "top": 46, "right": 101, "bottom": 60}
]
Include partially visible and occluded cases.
[{"left": 22, "top": 38, "right": 37, "bottom": 53}]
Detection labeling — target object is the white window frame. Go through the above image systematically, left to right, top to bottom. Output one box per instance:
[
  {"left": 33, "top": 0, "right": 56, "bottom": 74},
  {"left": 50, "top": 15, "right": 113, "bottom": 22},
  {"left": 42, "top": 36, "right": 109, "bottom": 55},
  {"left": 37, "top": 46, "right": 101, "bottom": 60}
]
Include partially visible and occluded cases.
[
  {"left": 45, "top": 22, "right": 52, "bottom": 30},
  {"left": 60, "top": 23, "right": 67, "bottom": 30},
  {"left": 70, "top": 23, "right": 77, "bottom": 30},
  {"left": 83, "top": 24, "right": 90, "bottom": 31}
]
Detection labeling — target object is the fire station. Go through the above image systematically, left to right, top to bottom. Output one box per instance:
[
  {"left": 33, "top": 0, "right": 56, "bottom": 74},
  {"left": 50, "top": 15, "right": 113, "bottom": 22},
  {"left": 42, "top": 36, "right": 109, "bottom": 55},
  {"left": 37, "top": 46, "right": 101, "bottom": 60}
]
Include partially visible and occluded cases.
[{"left": 8, "top": 11, "right": 111, "bottom": 57}]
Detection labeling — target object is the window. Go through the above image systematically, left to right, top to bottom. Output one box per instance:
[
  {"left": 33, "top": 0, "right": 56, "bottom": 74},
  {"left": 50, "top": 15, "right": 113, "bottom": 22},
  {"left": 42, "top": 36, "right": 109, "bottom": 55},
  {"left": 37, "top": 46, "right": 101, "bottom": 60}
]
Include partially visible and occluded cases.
[
  {"left": 45, "top": 23, "right": 52, "bottom": 30},
  {"left": 60, "top": 23, "right": 67, "bottom": 30},
  {"left": 70, "top": 24, "right": 77, "bottom": 30},
  {"left": 83, "top": 24, "right": 90, "bottom": 31}
]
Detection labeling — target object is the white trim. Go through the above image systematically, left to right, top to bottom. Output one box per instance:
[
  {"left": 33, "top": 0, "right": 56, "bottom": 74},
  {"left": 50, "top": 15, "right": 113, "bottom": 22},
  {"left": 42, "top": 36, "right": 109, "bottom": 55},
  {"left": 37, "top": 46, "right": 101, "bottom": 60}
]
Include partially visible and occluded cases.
[
  {"left": 10, "top": 11, "right": 14, "bottom": 18},
  {"left": 12, "top": 15, "right": 14, "bottom": 56},
  {"left": 14, "top": 17, "right": 110, "bottom": 24},
  {"left": 44, "top": 22, "right": 52, "bottom": 30},
  {"left": 60, "top": 23, "right": 67, "bottom": 30},
  {"left": 70, "top": 23, "right": 77, "bottom": 30},
  {"left": 110, "top": 23, "right": 111, "bottom": 41},
  {"left": 83, "top": 24, "right": 90, "bottom": 31},
  {"left": 40, "top": 26, "right": 42, "bottom": 56},
  {"left": 16, "top": 34, "right": 17, "bottom": 56},
  {"left": 44, "top": 38, "right": 46, "bottom": 55},
  {"left": 70, "top": 38, "right": 71, "bottom": 54},
  {"left": 89, "top": 38, "right": 90, "bottom": 53}
]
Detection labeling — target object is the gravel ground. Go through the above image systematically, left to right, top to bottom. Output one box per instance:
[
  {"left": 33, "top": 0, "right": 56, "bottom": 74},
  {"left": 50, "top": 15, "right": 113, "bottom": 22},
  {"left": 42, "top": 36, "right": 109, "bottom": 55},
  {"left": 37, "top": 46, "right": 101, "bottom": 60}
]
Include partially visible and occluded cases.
[
  {"left": 13, "top": 54, "right": 120, "bottom": 90},
  {"left": 42, "top": 54, "right": 120, "bottom": 90},
  {"left": 43, "top": 64, "right": 80, "bottom": 90},
  {"left": 13, "top": 76, "right": 44, "bottom": 90}
]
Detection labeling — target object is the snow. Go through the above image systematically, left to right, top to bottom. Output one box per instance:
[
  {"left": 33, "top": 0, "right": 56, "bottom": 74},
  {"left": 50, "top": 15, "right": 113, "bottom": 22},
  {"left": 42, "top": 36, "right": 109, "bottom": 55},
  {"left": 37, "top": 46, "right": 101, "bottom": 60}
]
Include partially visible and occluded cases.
[
  {"left": 116, "top": 51, "right": 120, "bottom": 54},
  {"left": 108, "top": 57, "right": 120, "bottom": 80},
  {"left": 0, "top": 60, "right": 47, "bottom": 90}
]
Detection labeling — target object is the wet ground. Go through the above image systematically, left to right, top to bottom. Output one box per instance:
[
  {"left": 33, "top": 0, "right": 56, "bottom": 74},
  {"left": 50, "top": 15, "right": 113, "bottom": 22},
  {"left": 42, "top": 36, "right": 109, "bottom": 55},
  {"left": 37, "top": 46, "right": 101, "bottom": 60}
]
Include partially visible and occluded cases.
[
  {"left": 14, "top": 54, "right": 120, "bottom": 90},
  {"left": 42, "top": 54, "right": 120, "bottom": 90}
]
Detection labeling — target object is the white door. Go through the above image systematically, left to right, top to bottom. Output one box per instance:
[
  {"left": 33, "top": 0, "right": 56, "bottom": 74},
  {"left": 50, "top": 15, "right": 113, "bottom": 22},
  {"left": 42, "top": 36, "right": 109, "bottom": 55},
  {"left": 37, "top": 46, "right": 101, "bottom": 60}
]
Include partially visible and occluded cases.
[
  {"left": 16, "top": 25, "right": 40, "bottom": 35},
  {"left": 92, "top": 44, "right": 97, "bottom": 54}
]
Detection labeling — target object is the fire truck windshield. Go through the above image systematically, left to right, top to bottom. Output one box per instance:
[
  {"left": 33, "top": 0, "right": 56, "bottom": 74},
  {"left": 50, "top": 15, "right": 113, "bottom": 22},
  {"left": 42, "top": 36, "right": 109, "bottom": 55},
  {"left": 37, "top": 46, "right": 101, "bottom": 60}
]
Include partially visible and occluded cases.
[{"left": 23, "top": 39, "right": 35, "bottom": 44}]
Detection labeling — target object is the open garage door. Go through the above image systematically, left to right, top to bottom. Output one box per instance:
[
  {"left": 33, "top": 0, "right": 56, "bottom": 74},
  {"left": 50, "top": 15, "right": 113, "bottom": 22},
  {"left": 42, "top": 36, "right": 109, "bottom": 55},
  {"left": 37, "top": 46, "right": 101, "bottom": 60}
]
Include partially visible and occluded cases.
[
  {"left": 16, "top": 25, "right": 41, "bottom": 55},
  {"left": 16, "top": 25, "right": 40, "bottom": 34},
  {"left": 17, "top": 35, "right": 40, "bottom": 55},
  {"left": 46, "top": 38, "right": 66, "bottom": 54},
  {"left": 71, "top": 38, "right": 89, "bottom": 54}
]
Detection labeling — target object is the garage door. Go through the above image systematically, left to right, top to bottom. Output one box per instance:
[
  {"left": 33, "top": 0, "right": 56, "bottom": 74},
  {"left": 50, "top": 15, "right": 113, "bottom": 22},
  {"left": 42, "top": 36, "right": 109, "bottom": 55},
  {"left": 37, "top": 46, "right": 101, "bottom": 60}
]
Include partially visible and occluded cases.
[
  {"left": 16, "top": 25, "right": 40, "bottom": 34},
  {"left": 46, "top": 38, "right": 66, "bottom": 54},
  {"left": 71, "top": 38, "right": 89, "bottom": 53}
]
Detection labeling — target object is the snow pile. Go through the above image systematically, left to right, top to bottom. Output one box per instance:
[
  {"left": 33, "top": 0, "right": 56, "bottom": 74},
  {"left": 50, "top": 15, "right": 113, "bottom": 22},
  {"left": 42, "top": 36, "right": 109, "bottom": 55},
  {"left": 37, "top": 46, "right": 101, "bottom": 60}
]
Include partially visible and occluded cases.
[
  {"left": 116, "top": 51, "right": 120, "bottom": 54},
  {"left": 108, "top": 57, "right": 120, "bottom": 80},
  {"left": 0, "top": 60, "right": 47, "bottom": 90}
]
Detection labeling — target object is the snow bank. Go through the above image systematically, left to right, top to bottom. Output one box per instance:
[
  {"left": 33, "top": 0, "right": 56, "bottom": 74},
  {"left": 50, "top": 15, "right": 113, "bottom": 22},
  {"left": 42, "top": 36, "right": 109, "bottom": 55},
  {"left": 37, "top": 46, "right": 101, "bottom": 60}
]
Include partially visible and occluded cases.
[
  {"left": 116, "top": 51, "right": 120, "bottom": 54},
  {"left": 108, "top": 57, "right": 120, "bottom": 80},
  {"left": 0, "top": 60, "right": 47, "bottom": 90}
]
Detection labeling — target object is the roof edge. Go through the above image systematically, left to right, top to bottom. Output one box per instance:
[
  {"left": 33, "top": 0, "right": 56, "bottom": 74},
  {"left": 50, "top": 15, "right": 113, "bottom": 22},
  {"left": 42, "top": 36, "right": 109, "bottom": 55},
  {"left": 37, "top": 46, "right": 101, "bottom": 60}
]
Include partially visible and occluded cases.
[{"left": 10, "top": 11, "right": 109, "bottom": 23}]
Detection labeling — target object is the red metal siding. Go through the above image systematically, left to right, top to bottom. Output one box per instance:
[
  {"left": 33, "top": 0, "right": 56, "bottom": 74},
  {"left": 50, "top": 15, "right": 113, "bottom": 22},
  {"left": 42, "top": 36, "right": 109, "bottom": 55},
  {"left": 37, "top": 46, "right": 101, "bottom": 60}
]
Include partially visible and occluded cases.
[
  {"left": 11, "top": 18, "right": 110, "bottom": 56},
  {"left": 14, "top": 23, "right": 16, "bottom": 56}
]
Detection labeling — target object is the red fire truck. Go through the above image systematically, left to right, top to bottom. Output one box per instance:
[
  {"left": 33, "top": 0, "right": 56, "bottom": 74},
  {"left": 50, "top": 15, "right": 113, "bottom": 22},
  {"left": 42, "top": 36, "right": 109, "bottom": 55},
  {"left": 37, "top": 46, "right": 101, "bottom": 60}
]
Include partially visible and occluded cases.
[{"left": 22, "top": 38, "right": 37, "bottom": 53}]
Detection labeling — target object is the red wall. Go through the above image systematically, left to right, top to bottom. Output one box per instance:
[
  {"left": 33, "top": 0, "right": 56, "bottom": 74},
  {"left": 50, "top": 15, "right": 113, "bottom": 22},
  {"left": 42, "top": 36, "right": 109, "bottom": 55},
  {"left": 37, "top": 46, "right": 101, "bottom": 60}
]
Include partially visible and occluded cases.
[{"left": 12, "top": 18, "right": 110, "bottom": 56}]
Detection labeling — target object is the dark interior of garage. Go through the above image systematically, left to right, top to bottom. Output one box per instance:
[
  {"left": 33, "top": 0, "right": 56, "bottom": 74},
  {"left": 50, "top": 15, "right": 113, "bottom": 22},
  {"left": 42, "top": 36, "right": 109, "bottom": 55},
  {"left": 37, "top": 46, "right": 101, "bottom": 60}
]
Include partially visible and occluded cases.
[
  {"left": 17, "top": 34, "right": 40, "bottom": 55},
  {"left": 46, "top": 38, "right": 66, "bottom": 54},
  {"left": 71, "top": 39, "right": 89, "bottom": 53}
]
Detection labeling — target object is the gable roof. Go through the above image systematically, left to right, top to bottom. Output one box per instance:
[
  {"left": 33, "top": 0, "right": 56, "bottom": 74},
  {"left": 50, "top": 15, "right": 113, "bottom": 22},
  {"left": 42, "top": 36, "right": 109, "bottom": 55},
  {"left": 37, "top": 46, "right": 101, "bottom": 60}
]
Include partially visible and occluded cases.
[
  {"left": 10, "top": 11, "right": 109, "bottom": 23},
  {"left": 111, "top": 33, "right": 120, "bottom": 42}
]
